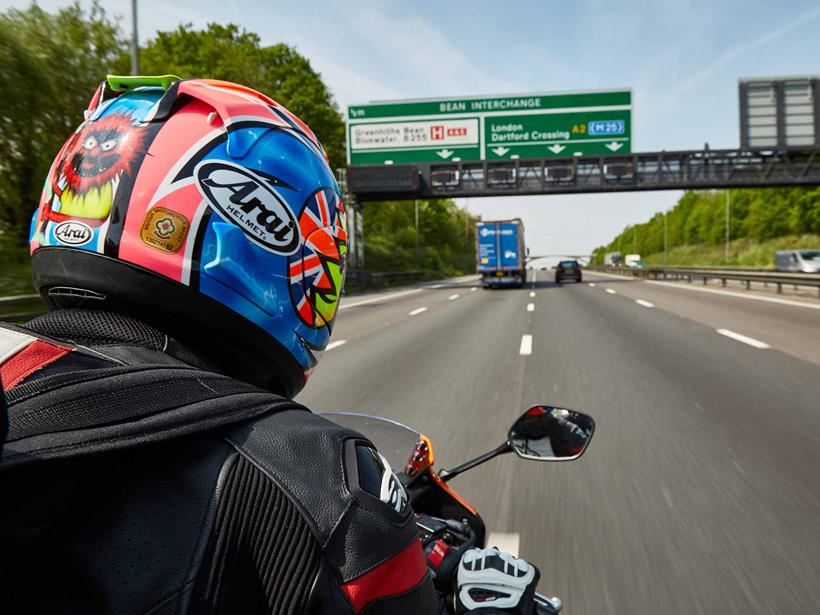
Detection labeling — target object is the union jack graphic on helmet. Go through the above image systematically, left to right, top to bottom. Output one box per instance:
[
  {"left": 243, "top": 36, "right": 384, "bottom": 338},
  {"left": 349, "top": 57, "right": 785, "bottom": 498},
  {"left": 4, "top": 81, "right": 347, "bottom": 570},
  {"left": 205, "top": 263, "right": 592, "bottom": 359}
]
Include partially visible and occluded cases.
[{"left": 288, "top": 189, "right": 347, "bottom": 329}]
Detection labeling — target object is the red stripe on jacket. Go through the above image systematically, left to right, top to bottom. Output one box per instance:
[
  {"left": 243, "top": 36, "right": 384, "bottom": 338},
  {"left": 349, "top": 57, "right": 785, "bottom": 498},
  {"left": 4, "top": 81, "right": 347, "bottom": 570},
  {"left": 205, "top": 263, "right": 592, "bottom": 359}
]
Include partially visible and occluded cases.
[
  {"left": 1, "top": 340, "right": 70, "bottom": 389},
  {"left": 341, "top": 538, "right": 429, "bottom": 613}
]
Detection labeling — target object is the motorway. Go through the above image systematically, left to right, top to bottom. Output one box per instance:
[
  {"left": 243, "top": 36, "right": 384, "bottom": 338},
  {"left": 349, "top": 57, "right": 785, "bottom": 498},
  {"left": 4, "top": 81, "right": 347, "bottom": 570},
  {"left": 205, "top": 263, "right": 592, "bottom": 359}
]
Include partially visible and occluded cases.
[{"left": 297, "top": 270, "right": 820, "bottom": 614}]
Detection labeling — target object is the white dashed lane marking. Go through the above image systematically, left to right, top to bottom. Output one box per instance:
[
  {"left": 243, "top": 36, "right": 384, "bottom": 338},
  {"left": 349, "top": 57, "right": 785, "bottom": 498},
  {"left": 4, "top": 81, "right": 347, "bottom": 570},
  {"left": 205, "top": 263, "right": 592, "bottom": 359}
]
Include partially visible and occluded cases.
[
  {"left": 588, "top": 283, "right": 596, "bottom": 287},
  {"left": 471, "top": 287, "right": 477, "bottom": 292},
  {"left": 340, "top": 288, "right": 422, "bottom": 310},
  {"left": 605, "top": 288, "right": 617, "bottom": 295},
  {"left": 529, "top": 291, "right": 536, "bottom": 298},
  {"left": 449, "top": 294, "right": 460, "bottom": 300},
  {"left": 635, "top": 299, "right": 655, "bottom": 308},
  {"left": 527, "top": 303, "right": 535, "bottom": 312},
  {"left": 408, "top": 307, "right": 427, "bottom": 316},
  {"left": 716, "top": 329, "right": 770, "bottom": 349},
  {"left": 519, "top": 335, "right": 533, "bottom": 355},
  {"left": 326, "top": 340, "right": 347, "bottom": 350}
]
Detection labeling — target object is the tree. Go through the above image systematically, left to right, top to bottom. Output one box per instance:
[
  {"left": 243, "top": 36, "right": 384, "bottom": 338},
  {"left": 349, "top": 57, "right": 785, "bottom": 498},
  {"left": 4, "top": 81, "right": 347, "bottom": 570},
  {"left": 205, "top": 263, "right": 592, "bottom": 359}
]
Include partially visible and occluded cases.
[
  {"left": 0, "top": 1, "right": 127, "bottom": 248},
  {"left": 139, "top": 24, "right": 345, "bottom": 169},
  {"left": 592, "top": 187, "right": 820, "bottom": 265},
  {"left": 363, "top": 199, "right": 477, "bottom": 275}
]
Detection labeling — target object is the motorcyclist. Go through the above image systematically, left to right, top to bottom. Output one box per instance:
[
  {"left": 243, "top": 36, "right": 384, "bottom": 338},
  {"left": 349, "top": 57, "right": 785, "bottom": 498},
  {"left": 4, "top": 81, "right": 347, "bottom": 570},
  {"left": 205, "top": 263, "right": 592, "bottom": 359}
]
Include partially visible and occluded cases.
[
  {"left": 0, "top": 76, "right": 542, "bottom": 614},
  {"left": 511, "top": 406, "right": 590, "bottom": 457}
]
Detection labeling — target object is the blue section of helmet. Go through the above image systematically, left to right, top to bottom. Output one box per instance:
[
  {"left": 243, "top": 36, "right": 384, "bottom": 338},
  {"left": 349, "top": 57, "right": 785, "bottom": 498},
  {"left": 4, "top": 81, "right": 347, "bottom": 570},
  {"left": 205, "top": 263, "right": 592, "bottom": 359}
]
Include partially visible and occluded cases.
[
  {"left": 91, "top": 87, "right": 164, "bottom": 123},
  {"left": 195, "top": 125, "right": 338, "bottom": 372}
]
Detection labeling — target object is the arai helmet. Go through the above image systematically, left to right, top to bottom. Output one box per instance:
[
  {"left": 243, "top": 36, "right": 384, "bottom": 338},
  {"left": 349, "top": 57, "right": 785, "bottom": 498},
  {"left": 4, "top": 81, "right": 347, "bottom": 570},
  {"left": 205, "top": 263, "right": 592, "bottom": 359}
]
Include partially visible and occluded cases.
[{"left": 30, "top": 75, "right": 347, "bottom": 397}]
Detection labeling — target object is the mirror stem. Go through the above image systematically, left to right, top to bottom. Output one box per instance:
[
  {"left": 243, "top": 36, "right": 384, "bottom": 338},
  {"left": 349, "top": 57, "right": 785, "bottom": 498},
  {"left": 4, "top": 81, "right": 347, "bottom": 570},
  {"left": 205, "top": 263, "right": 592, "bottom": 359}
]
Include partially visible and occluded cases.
[{"left": 438, "top": 442, "right": 512, "bottom": 482}]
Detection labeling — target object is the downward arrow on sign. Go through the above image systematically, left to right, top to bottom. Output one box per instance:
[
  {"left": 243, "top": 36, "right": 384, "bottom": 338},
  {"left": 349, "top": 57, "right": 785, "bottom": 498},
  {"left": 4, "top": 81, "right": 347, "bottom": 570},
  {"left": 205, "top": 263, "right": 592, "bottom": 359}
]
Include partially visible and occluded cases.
[
  {"left": 605, "top": 142, "right": 624, "bottom": 152},
  {"left": 548, "top": 144, "right": 566, "bottom": 154},
  {"left": 492, "top": 146, "right": 510, "bottom": 156},
  {"left": 436, "top": 149, "right": 454, "bottom": 159}
]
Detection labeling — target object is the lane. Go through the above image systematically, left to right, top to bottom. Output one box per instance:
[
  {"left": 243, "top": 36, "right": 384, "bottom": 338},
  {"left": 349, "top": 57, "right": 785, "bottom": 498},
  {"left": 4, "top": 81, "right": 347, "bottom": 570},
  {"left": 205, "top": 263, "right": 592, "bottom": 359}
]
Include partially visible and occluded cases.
[
  {"left": 585, "top": 270, "right": 820, "bottom": 366},
  {"left": 298, "top": 274, "right": 820, "bottom": 614},
  {"left": 329, "top": 276, "right": 480, "bottom": 343},
  {"left": 457, "top": 280, "right": 820, "bottom": 615},
  {"left": 299, "top": 282, "right": 532, "bottom": 471}
]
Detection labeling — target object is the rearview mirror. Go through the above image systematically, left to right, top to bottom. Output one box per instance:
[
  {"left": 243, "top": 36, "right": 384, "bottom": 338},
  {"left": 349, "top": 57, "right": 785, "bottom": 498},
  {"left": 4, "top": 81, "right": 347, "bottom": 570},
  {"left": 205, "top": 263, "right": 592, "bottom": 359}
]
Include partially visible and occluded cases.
[{"left": 508, "top": 405, "right": 595, "bottom": 461}]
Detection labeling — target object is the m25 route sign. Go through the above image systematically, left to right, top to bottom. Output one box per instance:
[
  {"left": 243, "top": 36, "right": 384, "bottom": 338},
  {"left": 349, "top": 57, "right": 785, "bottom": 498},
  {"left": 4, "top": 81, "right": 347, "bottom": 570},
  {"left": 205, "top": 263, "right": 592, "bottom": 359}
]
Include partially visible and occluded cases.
[{"left": 347, "top": 89, "right": 631, "bottom": 165}]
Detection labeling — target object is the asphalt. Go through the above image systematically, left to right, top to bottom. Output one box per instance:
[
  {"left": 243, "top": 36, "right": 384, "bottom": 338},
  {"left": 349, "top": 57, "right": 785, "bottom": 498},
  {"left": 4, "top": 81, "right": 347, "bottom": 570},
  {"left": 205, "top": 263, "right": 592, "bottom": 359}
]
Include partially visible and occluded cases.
[{"left": 297, "top": 271, "right": 820, "bottom": 614}]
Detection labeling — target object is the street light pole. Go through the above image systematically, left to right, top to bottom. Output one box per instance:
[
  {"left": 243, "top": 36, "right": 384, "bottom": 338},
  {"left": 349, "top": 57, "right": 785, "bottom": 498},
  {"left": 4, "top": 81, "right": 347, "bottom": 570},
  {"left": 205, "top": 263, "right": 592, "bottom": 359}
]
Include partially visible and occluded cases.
[
  {"left": 130, "top": 0, "right": 140, "bottom": 74},
  {"left": 725, "top": 190, "right": 730, "bottom": 264},
  {"left": 414, "top": 200, "right": 420, "bottom": 264}
]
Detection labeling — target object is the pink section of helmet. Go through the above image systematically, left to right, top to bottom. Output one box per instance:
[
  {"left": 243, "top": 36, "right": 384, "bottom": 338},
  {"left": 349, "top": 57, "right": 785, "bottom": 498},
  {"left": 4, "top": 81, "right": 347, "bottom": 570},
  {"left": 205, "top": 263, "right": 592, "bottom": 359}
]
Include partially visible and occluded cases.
[{"left": 118, "top": 100, "right": 218, "bottom": 283}]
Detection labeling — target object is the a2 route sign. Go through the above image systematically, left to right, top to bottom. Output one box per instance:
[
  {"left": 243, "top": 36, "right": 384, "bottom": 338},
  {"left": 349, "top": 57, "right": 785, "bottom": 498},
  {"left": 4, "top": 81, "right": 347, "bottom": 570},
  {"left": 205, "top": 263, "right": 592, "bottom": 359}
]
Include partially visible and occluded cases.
[{"left": 347, "top": 90, "right": 631, "bottom": 165}]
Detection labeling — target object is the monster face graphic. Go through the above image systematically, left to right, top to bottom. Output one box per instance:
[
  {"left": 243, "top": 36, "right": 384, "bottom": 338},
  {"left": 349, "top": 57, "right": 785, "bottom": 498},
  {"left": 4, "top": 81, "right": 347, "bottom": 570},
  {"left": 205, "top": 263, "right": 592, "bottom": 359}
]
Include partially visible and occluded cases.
[
  {"left": 53, "top": 113, "right": 147, "bottom": 221},
  {"left": 289, "top": 189, "right": 347, "bottom": 329}
]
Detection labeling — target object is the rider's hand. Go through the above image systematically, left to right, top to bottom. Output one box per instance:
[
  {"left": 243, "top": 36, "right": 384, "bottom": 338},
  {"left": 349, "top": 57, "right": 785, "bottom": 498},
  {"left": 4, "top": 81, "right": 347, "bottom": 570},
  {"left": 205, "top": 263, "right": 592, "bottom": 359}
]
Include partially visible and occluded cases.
[{"left": 455, "top": 547, "right": 540, "bottom": 614}]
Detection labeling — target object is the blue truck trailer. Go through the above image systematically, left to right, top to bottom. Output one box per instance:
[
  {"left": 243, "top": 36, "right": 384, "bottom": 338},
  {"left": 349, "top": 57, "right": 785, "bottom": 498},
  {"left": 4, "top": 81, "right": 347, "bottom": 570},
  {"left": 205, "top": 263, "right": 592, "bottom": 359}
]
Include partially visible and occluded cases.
[{"left": 476, "top": 219, "right": 527, "bottom": 288}]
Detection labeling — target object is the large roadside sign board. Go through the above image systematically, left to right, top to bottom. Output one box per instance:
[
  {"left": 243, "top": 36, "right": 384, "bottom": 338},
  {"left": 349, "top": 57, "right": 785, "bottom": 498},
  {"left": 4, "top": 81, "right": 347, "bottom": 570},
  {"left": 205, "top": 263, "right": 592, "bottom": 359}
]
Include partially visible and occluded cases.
[{"left": 347, "top": 90, "right": 631, "bottom": 165}]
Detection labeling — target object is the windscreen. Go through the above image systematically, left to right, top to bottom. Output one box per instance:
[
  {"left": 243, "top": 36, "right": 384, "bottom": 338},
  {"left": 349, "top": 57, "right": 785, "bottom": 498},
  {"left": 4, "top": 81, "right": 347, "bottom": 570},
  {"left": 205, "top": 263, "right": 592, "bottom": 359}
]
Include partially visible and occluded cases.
[{"left": 319, "top": 412, "right": 422, "bottom": 472}]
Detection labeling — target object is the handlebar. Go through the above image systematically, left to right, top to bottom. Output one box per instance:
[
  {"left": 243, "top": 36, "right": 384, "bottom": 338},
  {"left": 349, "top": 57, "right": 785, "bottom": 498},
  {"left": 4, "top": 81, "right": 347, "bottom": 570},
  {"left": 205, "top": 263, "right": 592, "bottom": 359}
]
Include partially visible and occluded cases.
[{"left": 534, "top": 593, "right": 562, "bottom": 614}]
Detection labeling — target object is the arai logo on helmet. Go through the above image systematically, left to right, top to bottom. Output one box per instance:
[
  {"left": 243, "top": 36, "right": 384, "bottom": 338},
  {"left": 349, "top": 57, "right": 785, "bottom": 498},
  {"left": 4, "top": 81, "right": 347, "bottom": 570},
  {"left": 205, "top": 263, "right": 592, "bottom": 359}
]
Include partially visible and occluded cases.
[
  {"left": 195, "top": 161, "right": 300, "bottom": 255},
  {"left": 54, "top": 221, "right": 93, "bottom": 246}
]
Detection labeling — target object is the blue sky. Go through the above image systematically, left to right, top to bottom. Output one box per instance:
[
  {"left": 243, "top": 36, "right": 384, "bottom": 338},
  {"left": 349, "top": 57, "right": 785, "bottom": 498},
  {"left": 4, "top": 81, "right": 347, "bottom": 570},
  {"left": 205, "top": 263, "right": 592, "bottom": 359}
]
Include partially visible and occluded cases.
[{"left": 6, "top": 0, "right": 819, "bottom": 257}]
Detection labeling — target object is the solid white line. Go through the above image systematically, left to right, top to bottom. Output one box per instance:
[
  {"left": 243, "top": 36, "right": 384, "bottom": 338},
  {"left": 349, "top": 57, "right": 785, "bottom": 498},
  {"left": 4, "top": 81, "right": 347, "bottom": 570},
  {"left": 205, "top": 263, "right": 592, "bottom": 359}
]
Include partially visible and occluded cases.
[
  {"left": 645, "top": 280, "right": 820, "bottom": 311},
  {"left": 588, "top": 283, "right": 596, "bottom": 287},
  {"left": 429, "top": 284, "right": 444, "bottom": 289},
  {"left": 339, "top": 288, "right": 423, "bottom": 310},
  {"left": 605, "top": 288, "right": 617, "bottom": 294},
  {"left": 529, "top": 291, "right": 536, "bottom": 298},
  {"left": 448, "top": 294, "right": 460, "bottom": 300},
  {"left": 635, "top": 299, "right": 655, "bottom": 308},
  {"left": 527, "top": 303, "right": 535, "bottom": 312},
  {"left": 408, "top": 307, "right": 427, "bottom": 316},
  {"left": 716, "top": 329, "right": 770, "bottom": 349},
  {"left": 519, "top": 334, "right": 533, "bottom": 355},
  {"left": 325, "top": 340, "right": 347, "bottom": 350},
  {"left": 486, "top": 532, "right": 520, "bottom": 557}
]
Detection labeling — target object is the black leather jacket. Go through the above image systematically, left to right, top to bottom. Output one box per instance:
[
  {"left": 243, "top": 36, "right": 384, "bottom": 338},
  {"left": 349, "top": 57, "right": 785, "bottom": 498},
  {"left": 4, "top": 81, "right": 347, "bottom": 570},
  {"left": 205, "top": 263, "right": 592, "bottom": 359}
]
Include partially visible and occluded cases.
[{"left": 0, "top": 310, "right": 438, "bottom": 614}]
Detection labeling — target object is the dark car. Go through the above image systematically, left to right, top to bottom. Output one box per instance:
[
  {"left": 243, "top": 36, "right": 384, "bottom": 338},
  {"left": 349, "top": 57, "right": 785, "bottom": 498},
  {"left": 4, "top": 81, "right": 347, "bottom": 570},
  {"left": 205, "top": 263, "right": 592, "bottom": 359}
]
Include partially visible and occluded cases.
[{"left": 555, "top": 260, "right": 582, "bottom": 283}]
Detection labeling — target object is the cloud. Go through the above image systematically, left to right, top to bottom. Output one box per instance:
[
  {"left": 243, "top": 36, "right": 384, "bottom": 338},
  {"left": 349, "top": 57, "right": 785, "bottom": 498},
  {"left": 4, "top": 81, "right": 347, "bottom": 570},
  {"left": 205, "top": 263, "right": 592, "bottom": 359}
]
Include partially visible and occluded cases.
[
  {"left": 266, "top": 0, "right": 513, "bottom": 106},
  {"left": 671, "top": 4, "right": 820, "bottom": 99}
]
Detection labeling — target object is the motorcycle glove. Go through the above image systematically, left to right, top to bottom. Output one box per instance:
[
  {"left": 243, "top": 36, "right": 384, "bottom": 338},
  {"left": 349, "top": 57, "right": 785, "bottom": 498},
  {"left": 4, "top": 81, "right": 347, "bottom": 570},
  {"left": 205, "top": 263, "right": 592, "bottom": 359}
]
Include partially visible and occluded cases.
[{"left": 455, "top": 547, "right": 540, "bottom": 614}]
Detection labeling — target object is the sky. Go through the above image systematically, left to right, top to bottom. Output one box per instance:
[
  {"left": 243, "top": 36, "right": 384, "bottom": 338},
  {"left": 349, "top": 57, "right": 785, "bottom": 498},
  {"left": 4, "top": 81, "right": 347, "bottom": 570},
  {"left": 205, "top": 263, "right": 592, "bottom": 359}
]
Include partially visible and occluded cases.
[{"left": 4, "top": 0, "right": 819, "bottom": 258}]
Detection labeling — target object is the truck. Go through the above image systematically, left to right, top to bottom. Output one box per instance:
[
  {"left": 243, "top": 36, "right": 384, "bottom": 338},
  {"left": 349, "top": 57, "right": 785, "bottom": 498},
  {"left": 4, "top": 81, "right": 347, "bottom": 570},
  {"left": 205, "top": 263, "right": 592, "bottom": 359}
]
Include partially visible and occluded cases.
[
  {"left": 476, "top": 219, "right": 527, "bottom": 288},
  {"left": 604, "top": 251, "right": 622, "bottom": 266},
  {"left": 624, "top": 254, "right": 643, "bottom": 268}
]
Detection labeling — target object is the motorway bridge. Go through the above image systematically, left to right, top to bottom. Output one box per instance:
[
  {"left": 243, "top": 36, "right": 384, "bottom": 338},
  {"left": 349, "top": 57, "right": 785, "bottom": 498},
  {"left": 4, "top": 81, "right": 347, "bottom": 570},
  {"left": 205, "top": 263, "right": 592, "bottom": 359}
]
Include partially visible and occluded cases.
[{"left": 298, "top": 270, "right": 820, "bottom": 614}]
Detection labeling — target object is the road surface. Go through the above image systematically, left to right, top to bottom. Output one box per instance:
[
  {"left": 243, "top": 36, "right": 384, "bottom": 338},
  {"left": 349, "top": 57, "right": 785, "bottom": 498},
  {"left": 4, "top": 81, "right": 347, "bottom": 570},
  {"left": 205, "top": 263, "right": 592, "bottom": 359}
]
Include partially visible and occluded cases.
[{"left": 298, "top": 270, "right": 820, "bottom": 614}]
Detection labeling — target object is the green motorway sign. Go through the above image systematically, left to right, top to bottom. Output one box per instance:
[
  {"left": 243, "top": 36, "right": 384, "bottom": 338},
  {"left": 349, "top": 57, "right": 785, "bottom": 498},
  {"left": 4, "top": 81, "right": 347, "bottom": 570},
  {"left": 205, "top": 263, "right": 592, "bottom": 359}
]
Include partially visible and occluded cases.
[{"left": 347, "top": 90, "right": 631, "bottom": 165}]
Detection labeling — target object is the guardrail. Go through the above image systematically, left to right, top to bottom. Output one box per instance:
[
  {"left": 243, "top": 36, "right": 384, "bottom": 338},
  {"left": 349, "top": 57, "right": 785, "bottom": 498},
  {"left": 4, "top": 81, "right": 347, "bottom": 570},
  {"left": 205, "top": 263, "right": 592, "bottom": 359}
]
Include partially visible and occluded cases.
[
  {"left": 591, "top": 266, "right": 820, "bottom": 297},
  {"left": 345, "top": 271, "right": 429, "bottom": 290},
  {"left": 0, "top": 272, "right": 434, "bottom": 322},
  {"left": 0, "top": 294, "right": 45, "bottom": 322}
]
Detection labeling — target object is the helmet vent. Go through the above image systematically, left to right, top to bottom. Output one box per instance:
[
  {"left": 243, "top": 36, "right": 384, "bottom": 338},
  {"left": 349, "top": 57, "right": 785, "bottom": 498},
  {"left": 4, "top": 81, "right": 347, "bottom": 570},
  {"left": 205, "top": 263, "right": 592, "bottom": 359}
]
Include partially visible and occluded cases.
[{"left": 47, "top": 287, "right": 106, "bottom": 303}]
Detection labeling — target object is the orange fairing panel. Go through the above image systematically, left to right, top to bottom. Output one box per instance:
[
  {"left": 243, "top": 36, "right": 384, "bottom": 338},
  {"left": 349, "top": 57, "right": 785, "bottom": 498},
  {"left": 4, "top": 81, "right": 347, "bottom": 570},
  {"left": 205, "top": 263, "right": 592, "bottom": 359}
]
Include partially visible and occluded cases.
[{"left": 429, "top": 470, "right": 477, "bottom": 517}]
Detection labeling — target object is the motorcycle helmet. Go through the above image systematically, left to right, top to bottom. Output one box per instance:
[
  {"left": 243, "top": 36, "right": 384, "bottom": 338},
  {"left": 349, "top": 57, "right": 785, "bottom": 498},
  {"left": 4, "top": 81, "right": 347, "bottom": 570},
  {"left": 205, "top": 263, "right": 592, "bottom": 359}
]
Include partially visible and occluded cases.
[{"left": 30, "top": 75, "right": 347, "bottom": 397}]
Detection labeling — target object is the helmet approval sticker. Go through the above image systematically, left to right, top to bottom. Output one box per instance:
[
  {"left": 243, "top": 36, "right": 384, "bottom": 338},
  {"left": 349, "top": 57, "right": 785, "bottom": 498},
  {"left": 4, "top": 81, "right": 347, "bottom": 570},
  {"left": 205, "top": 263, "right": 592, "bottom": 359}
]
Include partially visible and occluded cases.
[{"left": 195, "top": 160, "right": 300, "bottom": 255}]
